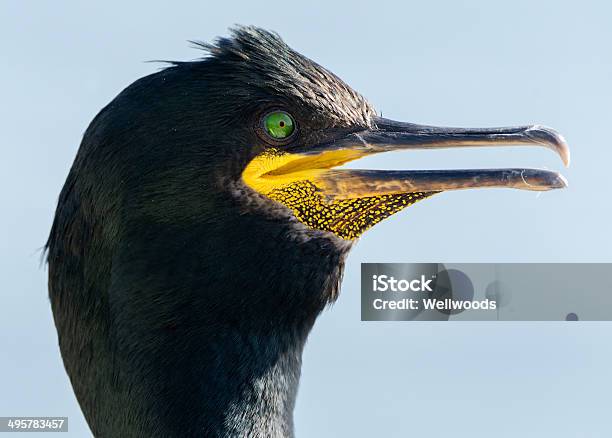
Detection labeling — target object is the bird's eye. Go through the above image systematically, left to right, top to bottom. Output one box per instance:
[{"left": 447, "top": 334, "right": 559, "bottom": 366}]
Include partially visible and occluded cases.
[{"left": 263, "top": 111, "right": 295, "bottom": 140}]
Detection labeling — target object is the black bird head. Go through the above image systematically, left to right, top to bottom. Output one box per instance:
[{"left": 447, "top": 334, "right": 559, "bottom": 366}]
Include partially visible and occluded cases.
[
  {"left": 46, "top": 26, "right": 569, "bottom": 437},
  {"left": 167, "top": 27, "right": 568, "bottom": 241}
]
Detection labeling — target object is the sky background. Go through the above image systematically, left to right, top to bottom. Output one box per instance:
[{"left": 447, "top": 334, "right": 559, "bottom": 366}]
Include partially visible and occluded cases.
[{"left": 1, "top": 1, "right": 611, "bottom": 436}]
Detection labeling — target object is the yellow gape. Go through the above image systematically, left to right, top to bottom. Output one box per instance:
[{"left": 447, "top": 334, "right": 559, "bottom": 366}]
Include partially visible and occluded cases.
[{"left": 242, "top": 149, "right": 435, "bottom": 240}]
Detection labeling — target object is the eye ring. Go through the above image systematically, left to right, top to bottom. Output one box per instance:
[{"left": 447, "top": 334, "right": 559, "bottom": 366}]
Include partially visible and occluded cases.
[{"left": 257, "top": 110, "right": 297, "bottom": 144}]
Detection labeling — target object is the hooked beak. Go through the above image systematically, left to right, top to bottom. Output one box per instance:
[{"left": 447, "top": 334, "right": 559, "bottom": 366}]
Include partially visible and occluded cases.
[
  {"left": 242, "top": 116, "right": 570, "bottom": 239},
  {"left": 285, "top": 116, "right": 569, "bottom": 200}
]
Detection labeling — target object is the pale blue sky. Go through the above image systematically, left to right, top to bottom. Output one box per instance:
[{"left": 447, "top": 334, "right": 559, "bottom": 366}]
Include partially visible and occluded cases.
[{"left": 1, "top": 1, "right": 611, "bottom": 436}]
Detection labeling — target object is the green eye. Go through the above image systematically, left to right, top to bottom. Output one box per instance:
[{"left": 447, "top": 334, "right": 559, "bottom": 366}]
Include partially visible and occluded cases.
[{"left": 263, "top": 111, "right": 295, "bottom": 139}]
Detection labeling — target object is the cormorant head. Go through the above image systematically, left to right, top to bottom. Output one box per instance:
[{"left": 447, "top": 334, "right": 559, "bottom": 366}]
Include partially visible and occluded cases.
[
  {"left": 69, "top": 26, "right": 568, "bottom": 248},
  {"left": 149, "top": 26, "right": 568, "bottom": 242}
]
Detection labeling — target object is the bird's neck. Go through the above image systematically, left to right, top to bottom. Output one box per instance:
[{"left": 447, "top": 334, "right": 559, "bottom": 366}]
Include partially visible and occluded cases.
[
  {"left": 52, "top": 206, "right": 350, "bottom": 437},
  {"left": 112, "top": 223, "right": 347, "bottom": 437}
]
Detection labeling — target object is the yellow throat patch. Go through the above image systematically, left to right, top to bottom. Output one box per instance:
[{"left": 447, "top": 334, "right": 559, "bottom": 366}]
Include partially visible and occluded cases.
[{"left": 242, "top": 148, "right": 435, "bottom": 240}]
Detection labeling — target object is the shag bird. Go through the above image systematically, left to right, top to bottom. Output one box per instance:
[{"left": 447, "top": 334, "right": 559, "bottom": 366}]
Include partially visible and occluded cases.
[{"left": 46, "top": 26, "right": 569, "bottom": 437}]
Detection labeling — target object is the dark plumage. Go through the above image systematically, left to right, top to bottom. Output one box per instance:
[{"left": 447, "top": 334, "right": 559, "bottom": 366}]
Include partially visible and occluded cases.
[
  {"left": 47, "top": 26, "right": 568, "bottom": 437},
  {"left": 47, "top": 27, "right": 363, "bottom": 438}
]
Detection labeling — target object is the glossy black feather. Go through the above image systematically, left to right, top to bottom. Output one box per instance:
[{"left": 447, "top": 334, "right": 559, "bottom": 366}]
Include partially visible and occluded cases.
[{"left": 46, "top": 26, "right": 365, "bottom": 437}]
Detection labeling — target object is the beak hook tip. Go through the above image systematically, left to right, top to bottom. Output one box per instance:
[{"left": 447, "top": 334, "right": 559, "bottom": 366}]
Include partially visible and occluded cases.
[{"left": 527, "top": 125, "right": 571, "bottom": 167}]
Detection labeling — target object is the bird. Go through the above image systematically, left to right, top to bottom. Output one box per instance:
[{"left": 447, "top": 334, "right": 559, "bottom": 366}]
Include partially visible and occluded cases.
[{"left": 46, "top": 26, "right": 569, "bottom": 437}]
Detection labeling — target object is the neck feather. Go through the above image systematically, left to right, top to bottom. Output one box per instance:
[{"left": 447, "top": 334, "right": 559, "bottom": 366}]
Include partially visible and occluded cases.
[{"left": 48, "top": 201, "right": 350, "bottom": 437}]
